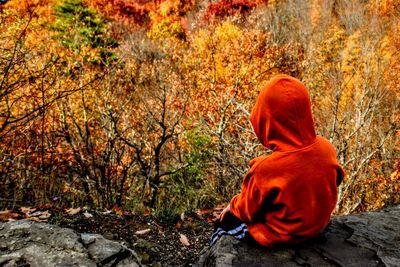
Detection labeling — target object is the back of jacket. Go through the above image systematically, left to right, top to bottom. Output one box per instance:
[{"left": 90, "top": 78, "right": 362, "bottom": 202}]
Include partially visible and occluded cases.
[{"left": 230, "top": 75, "right": 344, "bottom": 246}]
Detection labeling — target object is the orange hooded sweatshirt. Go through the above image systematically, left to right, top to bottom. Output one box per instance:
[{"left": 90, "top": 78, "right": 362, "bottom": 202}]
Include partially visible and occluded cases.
[{"left": 230, "top": 75, "right": 344, "bottom": 247}]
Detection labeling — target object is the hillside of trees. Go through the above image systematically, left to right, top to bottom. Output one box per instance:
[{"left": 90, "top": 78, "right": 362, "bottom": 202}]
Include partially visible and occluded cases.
[{"left": 0, "top": 0, "right": 399, "bottom": 217}]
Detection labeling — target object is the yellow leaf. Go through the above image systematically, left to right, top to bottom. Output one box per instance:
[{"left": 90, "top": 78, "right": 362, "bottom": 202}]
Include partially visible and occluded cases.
[{"left": 66, "top": 207, "right": 81, "bottom": 215}]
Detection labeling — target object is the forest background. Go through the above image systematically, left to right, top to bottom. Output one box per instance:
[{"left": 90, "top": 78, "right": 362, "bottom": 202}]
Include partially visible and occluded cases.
[{"left": 0, "top": 0, "right": 399, "bottom": 219}]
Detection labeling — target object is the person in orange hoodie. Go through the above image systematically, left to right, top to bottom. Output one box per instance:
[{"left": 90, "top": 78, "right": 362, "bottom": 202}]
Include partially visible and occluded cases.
[{"left": 211, "top": 74, "right": 345, "bottom": 247}]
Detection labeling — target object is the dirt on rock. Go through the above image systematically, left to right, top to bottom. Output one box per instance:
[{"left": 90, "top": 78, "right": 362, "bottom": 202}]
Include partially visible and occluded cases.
[{"left": 50, "top": 210, "right": 214, "bottom": 266}]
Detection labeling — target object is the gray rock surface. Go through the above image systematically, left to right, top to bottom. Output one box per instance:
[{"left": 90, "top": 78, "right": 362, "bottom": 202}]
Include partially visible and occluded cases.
[
  {"left": 198, "top": 205, "right": 400, "bottom": 267},
  {"left": 0, "top": 219, "right": 142, "bottom": 267}
]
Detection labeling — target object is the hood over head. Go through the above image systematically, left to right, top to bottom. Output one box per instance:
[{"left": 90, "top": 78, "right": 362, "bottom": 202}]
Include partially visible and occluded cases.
[{"left": 251, "top": 75, "right": 316, "bottom": 151}]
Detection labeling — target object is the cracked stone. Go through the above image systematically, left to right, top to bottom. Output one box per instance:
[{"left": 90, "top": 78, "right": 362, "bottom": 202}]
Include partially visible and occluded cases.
[{"left": 0, "top": 220, "right": 141, "bottom": 267}]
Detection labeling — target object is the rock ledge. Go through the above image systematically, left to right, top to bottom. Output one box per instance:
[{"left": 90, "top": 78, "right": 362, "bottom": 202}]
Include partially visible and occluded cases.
[
  {"left": 197, "top": 205, "right": 400, "bottom": 267},
  {"left": 0, "top": 219, "right": 141, "bottom": 267}
]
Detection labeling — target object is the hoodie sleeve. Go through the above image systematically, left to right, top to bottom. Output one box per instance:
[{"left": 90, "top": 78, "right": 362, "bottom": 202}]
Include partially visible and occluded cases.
[{"left": 230, "top": 159, "right": 266, "bottom": 222}]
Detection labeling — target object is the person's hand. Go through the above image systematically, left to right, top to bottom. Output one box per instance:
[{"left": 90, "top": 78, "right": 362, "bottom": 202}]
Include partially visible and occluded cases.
[{"left": 219, "top": 204, "right": 230, "bottom": 221}]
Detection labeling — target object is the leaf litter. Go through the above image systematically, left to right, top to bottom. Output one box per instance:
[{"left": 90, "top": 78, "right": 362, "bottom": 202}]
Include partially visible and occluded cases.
[{"left": 0, "top": 206, "right": 216, "bottom": 266}]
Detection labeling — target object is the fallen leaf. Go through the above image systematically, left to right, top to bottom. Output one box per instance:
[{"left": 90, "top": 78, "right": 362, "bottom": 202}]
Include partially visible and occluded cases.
[
  {"left": 62, "top": 182, "right": 70, "bottom": 193},
  {"left": 113, "top": 206, "right": 123, "bottom": 216},
  {"left": 20, "top": 207, "right": 36, "bottom": 214},
  {"left": 66, "top": 207, "right": 81, "bottom": 215},
  {"left": 143, "top": 208, "right": 151, "bottom": 217},
  {"left": 196, "top": 208, "right": 212, "bottom": 217},
  {"left": 0, "top": 210, "right": 13, "bottom": 221},
  {"left": 24, "top": 210, "right": 50, "bottom": 221},
  {"left": 102, "top": 210, "right": 112, "bottom": 215},
  {"left": 28, "top": 211, "right": 43, "bottom": 218},
  {"left": 38, "top": 211, "right": 51, "bottom": 220},
  {"left": 83, "top": 211, "right": 93, "bottom": 219},
  {"left": 180, "top": 212, "right": 185, "bottom": 221},
  {"left": 27, "top": 217, "right": 47, "bottom": 222},
  {"left": 175, "top": 221, "right": 182, "bottom": 229},
  {"left": 135, "top": 228, "right": 151, "bottom": 235},
  {"left": 179, "top": 233, "right": 190, "bottom": 246}
]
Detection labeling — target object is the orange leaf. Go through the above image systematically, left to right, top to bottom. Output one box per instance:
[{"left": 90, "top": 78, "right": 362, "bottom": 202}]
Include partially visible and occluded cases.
[
  {"left": 62, "top": 183, "right": 70, "bottom": 193},
  {"left": 113, "top": 206, "right": 123, "bottom": 216},
  {"left": 143, "top": 208, "right": 151, "bottom": 217},
  {"left": 0, "top": 210, "right": 13, "bottom": 221},
  {"left": 175, "top": 221, "right": 182, "bottom": 229}
]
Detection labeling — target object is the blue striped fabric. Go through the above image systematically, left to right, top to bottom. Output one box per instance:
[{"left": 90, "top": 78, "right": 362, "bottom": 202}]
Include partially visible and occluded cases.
[{"left": 210, "top": 223, "right": 249, "bottom": 246}]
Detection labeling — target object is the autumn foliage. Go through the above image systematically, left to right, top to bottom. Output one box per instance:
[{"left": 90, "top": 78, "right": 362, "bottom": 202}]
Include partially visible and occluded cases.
[
  {"left": 0, "top": 0, "right": 399, "bottom": 216},
  {"left": 85, "top": 0, "right": 150, "bottom": 26},
  {"left": 204, "top": 0, "right": 268, "bottom": 20}
]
